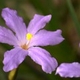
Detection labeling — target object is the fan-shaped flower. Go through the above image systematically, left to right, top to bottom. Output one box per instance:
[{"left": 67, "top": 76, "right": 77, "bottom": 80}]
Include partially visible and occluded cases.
[{"left": 1, "top": 8, "right": 64, "bottom": 73}]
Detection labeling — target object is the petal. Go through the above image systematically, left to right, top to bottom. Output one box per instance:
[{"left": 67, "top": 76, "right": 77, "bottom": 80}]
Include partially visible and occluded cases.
[
  {"left": 2, "top": 8, "right": 27, "bottom": 43},
  {"left": 27, "top": 14, "right": 51, "bottom": 34},
  {"left": 0, "top": 26, "right": 17, "bottom": 46},
  {"left": 29, "top": 29, "right": 64, "bottom": 47},
  {"left": 3, "top": 47, "right": 28, "bottom": 72},
  {"left": 28, "top": 47, "right": 58, "bottom": 74},
  {"left": 56, "top": 62, "right": 80, "bottom": 77}
]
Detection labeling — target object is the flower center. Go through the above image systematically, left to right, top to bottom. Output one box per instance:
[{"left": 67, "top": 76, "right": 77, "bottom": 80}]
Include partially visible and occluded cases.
[
  {"left": 21, "top": 33, "right": 33, "bottom": 50},
  {"left": 26, "top": 33, "right": 33, "bottom": 40},
  {"left": 21, "top": 44, "right": 28, "bottom": 50}
]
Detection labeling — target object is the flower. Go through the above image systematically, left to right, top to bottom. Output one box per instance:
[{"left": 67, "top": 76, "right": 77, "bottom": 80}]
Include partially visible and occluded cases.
[
  {"left": 1, "top": 8, "right": 64, "bottom": 73},
  {"left": 56, "top": 62, "right": 80, "bottom": 77}
]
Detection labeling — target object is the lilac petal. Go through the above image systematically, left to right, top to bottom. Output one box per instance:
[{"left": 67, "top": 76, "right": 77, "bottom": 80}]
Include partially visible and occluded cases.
[
  {"left": 2, "top": 8, "right": 27, "bottom": 43},
  {"left": 27, "top": 14, "right": 51, "bottom": 34},
  {"left": 0, "top": 26, "right": 17, "bottom": 46},
  {"left": 29, "top": 29, "right": 64, "bottom": 47},
  {"left": 3, "top": 47, "right": 28, "bottom": 72},
  {"left": 28, "top": 47, "right": 58, "bottom": 74},
  {"left": 56, "top": 62, "right": 80, "bottom": 77}
]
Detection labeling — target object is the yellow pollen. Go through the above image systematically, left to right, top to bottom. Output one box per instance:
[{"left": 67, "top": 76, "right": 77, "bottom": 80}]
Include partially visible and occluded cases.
[{"left": 26, "top": 33, "right": 33, "bottom": 40}]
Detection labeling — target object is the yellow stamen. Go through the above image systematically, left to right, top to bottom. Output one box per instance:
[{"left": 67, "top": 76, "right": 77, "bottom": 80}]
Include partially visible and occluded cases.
[{"left": 26, "top": 33, "right": 33, "bottom": 40}]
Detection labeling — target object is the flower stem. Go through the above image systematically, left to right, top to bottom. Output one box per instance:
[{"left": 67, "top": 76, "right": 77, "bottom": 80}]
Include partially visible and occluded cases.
[{"left": 8, "top": 68, "right": 17, "bottom": 80}]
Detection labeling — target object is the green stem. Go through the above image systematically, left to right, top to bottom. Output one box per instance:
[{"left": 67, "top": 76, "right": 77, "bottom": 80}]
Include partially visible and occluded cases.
[
  {"left": 66, "top": 0, "right": 80, "bottom": 36},
  {"left": 8, "top": 68, "right": 17, "bottom": 80}
]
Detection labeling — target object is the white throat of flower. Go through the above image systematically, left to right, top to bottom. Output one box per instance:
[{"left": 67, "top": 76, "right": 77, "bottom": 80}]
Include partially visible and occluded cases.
[{"left": 21, "top": 33, "right": 33, "bottom": 50}]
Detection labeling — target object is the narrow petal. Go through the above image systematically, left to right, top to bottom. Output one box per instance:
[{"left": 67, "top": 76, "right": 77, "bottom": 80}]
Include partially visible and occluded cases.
[
  {"left": 2, "top": 8, "right": 27, "bottom": 43},
  {"left": 27, "top": 14, "right": 51, "bottom": 34},
  {"left": 0, "top": 26, "right": 17, "bottom": 46},
  {"left": 29, "top": 29, "right": 64, "bottom": 47},
  {"left": 3, "top": 47, "right": 28, "bottom": 72},
  {"left": 28, "top": 47, "right": 58, "bottom": 74},
  {"left": 56, "top": 62, "right": 80, "bottom": 77}
]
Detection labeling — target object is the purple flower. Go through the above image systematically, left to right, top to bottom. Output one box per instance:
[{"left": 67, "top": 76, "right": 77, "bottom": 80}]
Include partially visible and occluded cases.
[
  {"left": 1, "top": 8, "right": 64, "bottom": 73},
  {"left": 56, "top": 62, "right": 80, "bottom": 77}
]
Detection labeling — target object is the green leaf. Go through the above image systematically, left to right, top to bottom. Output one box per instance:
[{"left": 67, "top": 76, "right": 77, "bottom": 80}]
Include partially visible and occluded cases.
[{"left": 66, "top": 0, "right": 80, "bottom": 36}]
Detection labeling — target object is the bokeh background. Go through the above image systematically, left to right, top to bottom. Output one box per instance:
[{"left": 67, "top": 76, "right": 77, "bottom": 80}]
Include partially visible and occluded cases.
[{"left": 0, "top": 0, "right": 80, "bottom": 80}]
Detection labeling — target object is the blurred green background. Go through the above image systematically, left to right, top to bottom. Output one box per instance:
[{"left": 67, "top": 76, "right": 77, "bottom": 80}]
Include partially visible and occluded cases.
[{"left": 0, "top": 0, "right": 80, "bottom": 80}]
